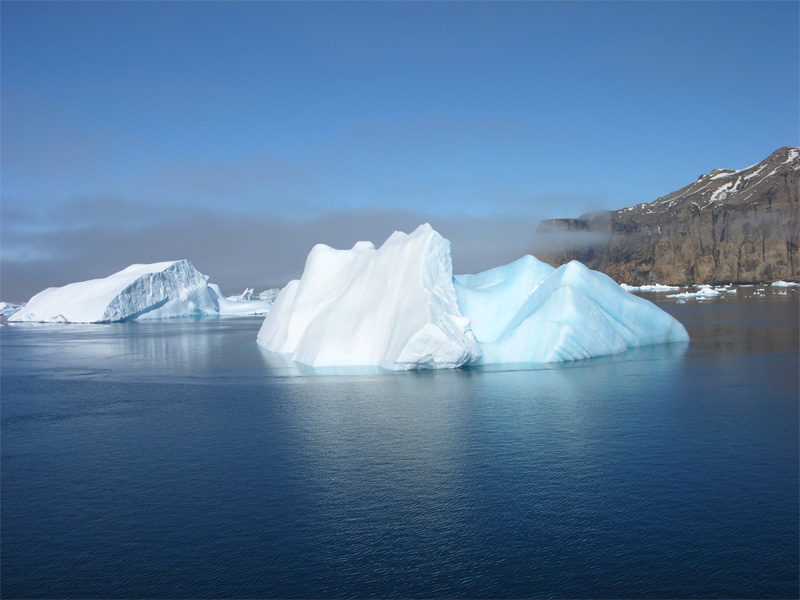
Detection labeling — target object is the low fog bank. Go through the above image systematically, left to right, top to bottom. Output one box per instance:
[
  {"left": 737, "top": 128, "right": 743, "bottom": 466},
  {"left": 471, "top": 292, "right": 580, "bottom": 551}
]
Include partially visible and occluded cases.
[{"left": 1, "top": 203, "right": 542, "bottom": 302}]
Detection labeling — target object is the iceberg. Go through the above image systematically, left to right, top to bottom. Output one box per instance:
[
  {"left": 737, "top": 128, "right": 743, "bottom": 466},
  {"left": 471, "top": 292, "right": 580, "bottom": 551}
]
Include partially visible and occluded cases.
[
  {"left": 257, "top": 224, "right": 689, "bottom": 369},
  {"left": 257, "top": 224, "right": 480, "bottom": 369},
  {"left": 456, "top": 257, "right": 689, "bottom": 364},
  {"left": 9, "top": 260, "right": 273, "bottom": 323},
  {"left": 226, "top": 288, "right": 255, "bottom": 302},
  {"left": 257, "top": 288, "right": 280, "bottom": 302},
  {"left": 0, "top": 302, "right": 23, "bottom": 317}
]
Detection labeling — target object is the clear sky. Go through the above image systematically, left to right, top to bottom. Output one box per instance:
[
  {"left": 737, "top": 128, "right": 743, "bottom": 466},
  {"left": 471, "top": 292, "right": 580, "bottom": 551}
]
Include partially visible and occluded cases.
[{"left": 2, "top": 0, "right": 798, "bottom": 300}]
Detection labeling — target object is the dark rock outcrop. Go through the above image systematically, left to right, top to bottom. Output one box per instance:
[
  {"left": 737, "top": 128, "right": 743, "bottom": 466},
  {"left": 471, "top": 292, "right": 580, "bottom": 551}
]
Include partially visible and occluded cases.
[{"left": 534, "top": 147, "right": 800, "bottom": 285}]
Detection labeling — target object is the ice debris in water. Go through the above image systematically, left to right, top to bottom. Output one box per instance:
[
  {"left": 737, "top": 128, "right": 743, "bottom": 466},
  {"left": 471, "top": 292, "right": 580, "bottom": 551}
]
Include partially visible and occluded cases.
[
  {"left": 620, "top": 283, "right": 680, "bottom": 292},
  {"left": 666, "top": 286, "right": 721, "bottom": 299}
]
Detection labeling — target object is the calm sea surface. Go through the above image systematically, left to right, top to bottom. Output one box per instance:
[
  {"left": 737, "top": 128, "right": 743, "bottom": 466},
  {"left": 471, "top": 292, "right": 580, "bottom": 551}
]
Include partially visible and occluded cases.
[{"left": 2, "top": 287, "right": 798, "bottom": 599}]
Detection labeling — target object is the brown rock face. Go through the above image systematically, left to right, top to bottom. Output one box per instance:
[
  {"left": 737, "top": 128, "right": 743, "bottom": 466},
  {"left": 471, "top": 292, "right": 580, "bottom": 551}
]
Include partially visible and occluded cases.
[{"left": 534, "top": 147, "right": 800, "bottom": 285}]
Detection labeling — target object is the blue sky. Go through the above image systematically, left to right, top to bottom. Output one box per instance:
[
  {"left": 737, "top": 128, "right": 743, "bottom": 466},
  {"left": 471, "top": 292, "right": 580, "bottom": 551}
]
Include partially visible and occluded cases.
[{"left": 2, "top": 1, "right": 798, "bottom": 300}]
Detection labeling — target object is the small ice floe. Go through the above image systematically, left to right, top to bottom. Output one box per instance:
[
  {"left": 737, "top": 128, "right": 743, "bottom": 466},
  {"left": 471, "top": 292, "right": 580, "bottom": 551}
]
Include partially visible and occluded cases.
[
  {"left": 771, "top": 281, "right": 800, "bottom": 288},
  {"left": 620, "top": 283, "right": 681, "bottom": 292},
  {"left": 666, "top": 285, "right": 721, "bottom": 299},
  {"left": 711, "top": 285, "right": 738, "bottom": 294}
]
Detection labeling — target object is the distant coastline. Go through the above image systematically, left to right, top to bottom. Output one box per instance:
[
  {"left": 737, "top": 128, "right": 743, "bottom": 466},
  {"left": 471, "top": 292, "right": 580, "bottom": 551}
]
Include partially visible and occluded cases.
[{"left": 534, "top": 147, "right": 800, "bottom": 286}]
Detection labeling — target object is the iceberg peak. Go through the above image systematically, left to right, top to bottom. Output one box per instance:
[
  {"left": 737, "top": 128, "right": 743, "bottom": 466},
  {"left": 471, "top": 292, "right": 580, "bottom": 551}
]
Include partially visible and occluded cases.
[{"left": 257, "top": 224, "right": 480, "bottom": 369}]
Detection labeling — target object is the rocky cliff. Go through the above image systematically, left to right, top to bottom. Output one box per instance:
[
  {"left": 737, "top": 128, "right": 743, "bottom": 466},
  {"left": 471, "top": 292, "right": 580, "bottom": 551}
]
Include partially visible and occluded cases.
[{"left": 535, "top": 147, "right": 799, "bottom": 285}]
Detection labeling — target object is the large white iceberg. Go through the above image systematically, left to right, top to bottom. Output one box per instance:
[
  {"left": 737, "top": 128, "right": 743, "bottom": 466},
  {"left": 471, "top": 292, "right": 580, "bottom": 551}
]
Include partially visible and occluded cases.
[
  {"left": 256, "top": 224, "right": 479, "bottom": 369},
  {"left": 257, "top": 224, "right": 689, "bottom": 369},
  {"left": 9, "top": 260, "right": 273, "bottom": 323}
]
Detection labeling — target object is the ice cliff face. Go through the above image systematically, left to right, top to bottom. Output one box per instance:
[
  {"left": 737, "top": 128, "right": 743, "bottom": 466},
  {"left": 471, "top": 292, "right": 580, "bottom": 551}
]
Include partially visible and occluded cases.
[
  {"left": 257, "top": 224, "right": 480, "bottom": 369},
  {"left": 257, "top": 225, "right": 689, "bottom": 370},
  {"left": 9, "top": 260, "right": 272, "bottom": 323},
  {"left": 103, "top": 261, "right": 218, "bottom": 322}
]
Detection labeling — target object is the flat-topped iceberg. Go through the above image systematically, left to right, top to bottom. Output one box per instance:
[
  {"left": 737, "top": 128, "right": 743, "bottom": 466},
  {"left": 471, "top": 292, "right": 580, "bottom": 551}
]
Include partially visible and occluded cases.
[
  {"left": 257, "top": 224, "right": 689, "bottom": 369},
  {"left": 9, "top": 260, "right": 273, "bottom": 323}
]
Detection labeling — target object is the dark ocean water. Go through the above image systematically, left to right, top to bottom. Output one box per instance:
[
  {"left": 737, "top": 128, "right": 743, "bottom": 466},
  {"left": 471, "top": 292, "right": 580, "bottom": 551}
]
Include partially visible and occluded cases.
[{"left": 1, "top": 287, "right": 798, "bottom": 599}]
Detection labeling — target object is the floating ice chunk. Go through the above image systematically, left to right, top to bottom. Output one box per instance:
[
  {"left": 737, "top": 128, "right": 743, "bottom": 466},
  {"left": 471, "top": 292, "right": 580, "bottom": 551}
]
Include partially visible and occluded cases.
[
  {"left": 257, "top": 224, "right": 480, "bottom": 370},
  {"left": 258, "top": 225, "right": 689, "bottom": 369},
  {"left": 9, "top": 260, "right": 273, "bottom": 323},
  {"left": 771, "top": 281, "right": 800, "bottom": 287},
  {"left": 620, "top": 283, "right": 681, "bottom": 292},
  {"left": 211, "top": 284, "right": 273, "bottom": 316},
  {"left": 667, "top": 285, "right": 721, "bottom": 299},
  {"left": 226, "top": 288, "right": 255, "bottom": 301},
  {"left": 258, "top": 289, "right": 280, "bottom": 302},
  {"left": 0, "top": 302, "right": 23, "bottom": 317}
]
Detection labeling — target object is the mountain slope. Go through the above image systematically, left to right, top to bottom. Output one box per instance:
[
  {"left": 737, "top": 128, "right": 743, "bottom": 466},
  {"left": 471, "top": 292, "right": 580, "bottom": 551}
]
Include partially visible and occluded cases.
[{"left": 535, "top": 147, "right": 799, "bottom": 285}]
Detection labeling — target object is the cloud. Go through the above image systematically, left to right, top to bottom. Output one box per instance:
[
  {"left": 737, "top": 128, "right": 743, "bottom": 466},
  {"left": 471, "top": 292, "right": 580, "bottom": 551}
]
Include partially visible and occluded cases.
[
  {"left": 1, "top": 198, "right": 542, "bottom": 302},
  {"left": 529, "top": 229, "right": 614, "bottom": 257}
]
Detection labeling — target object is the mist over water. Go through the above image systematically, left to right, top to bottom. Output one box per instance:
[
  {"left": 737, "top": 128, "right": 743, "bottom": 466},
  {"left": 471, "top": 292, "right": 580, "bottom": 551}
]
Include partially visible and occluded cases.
[{"left": 1, "top": 289, "right": 797, "bottom": 598}]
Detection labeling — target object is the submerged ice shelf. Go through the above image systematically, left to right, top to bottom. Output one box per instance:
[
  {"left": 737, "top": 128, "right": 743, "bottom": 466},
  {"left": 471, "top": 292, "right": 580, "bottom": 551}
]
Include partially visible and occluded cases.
[
  {"left": 257, "top": 224, "right": 689, "bottom": 370},
  {"left": 9, "top": 260, "right": 273, "bottom": 323}
]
